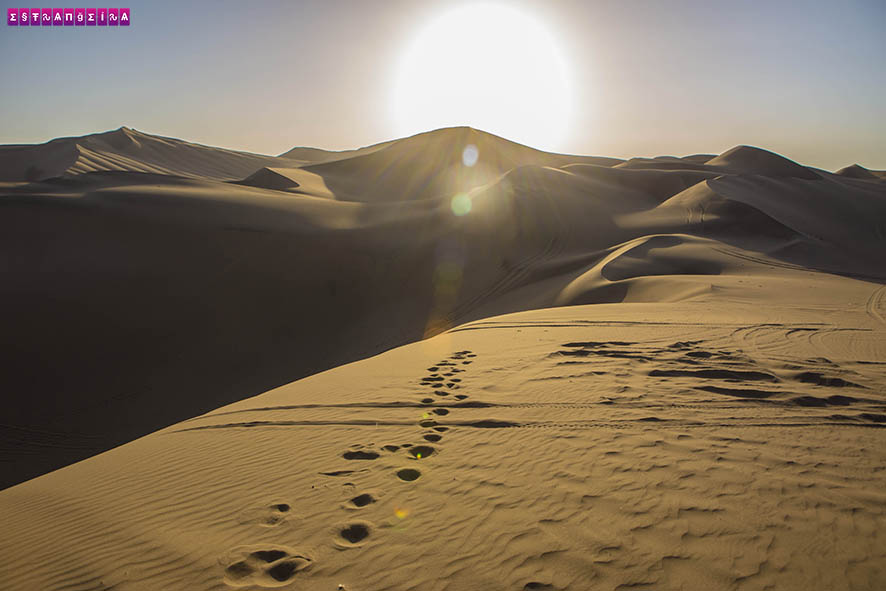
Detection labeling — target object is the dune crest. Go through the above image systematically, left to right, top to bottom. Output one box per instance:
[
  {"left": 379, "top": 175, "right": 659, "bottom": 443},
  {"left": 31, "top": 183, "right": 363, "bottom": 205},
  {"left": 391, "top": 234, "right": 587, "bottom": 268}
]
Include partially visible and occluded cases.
[
  {"left": 706, "top": 144, "right": 821, "bottom": 180},
  {"left": 836, "top": 163, "right": 881, "bottom": 179}
]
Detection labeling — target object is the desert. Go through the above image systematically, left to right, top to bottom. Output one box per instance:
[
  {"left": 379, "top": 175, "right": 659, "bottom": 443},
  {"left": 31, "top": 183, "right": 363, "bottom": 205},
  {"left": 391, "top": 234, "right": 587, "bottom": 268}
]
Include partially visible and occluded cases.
[{"left": 1, "top": 124, "right": 884, "bottom": 590}]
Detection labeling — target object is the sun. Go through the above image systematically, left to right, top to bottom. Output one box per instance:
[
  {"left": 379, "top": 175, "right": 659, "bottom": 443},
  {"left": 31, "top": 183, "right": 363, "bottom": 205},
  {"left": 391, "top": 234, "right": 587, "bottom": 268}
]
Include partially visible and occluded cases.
[{"left": 390, "top": 3, "right": 573, "bottom": 151}]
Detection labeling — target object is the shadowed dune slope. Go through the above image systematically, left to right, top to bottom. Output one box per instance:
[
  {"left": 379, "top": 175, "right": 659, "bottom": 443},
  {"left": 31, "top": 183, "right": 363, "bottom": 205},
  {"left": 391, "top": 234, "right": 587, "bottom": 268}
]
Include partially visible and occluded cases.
[
  {"left": 0, "top": 127, "right": 884, "bottom": 493},
  {"left": 232, "top": 167, "right": 304, "bottom": 192}
]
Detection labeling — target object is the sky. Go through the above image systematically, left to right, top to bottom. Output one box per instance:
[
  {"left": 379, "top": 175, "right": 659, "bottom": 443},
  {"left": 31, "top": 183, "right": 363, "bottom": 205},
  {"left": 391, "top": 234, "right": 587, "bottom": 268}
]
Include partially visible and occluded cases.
[{"left": 1, "top": 0, "right": 884, "bottom": 171}]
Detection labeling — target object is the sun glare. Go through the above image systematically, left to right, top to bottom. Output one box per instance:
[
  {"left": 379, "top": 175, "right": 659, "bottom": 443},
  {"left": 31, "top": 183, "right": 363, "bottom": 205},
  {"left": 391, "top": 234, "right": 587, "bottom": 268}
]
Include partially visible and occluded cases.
[{"left": 391, "top": 4, "right": 573, "bottom": 151}]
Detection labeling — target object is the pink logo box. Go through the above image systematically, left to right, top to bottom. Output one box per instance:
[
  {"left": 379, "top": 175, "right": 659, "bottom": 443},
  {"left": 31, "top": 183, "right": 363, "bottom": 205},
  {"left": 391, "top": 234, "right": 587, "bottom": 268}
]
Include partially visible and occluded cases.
[{"left": 8, "top": 8, "right": 131, "bottom": 26}]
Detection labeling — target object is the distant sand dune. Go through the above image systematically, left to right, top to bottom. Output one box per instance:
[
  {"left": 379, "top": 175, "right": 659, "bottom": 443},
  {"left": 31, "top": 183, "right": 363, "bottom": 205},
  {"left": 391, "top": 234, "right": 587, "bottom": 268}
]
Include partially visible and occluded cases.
[
  {"left": 0, "top": 127, "right": 306, "bottom": 181},
  {"left": 706, "top": 144, "right": 822, "bottom": 179},
  {"left": 837, "top": 163, "right": 881, "bottom": 179}
]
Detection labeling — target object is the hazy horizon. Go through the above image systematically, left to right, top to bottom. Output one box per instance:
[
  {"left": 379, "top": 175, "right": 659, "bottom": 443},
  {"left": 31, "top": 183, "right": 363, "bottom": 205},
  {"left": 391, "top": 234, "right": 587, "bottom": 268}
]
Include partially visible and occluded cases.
[{"left": 2, "top": 0, "right": 884, "bottom": 171}]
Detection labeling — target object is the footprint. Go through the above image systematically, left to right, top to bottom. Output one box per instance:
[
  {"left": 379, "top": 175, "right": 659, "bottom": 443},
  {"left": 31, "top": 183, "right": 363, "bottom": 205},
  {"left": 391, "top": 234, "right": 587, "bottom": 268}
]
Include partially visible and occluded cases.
[
  {"left": 463, "top": 361, "right": 473, "bottom": 365},
  {"left": 434, "top": 390, "right": 449, "bottom": 397},
  {"left": 454, "top": 394, "right": 468, "bottom": 400},
  {"left": 421, "top": 398, "right": 434, "bottom": 404},
  {"left": 432, "top": 408, "right": 449, "bottom": 416},
  {"left": 419, "top": 419, "right": 438, "bottom": 428},
  {"left": 433, "top": 426, "right": 449, "bottom": 432},
  {"left": 423, "top": 434, "right": 442, "bottom": 443},
  {"left": 383, "top": 445, "right": 400, "bottom": 452},
  {"left": 408, "top": 445, "right": 436, "bottom": 459},
  {"left": 343, "top": 450, "right": 379, "bottom": 460},
  {"left": 396, "top": 468, "right": 421, "bottom": 482},
  {"left": 320, "top": 469, "right": 362, "bottom": 477},
  {"left": 343, "top": 490, "right": 382, "bottom": 510},
  {"left": 346, "top": 493, "right": 377, "bottom": 508},
  {"left": 238, "top": 502, "right": 292, "bottom": 527},
  {"left": 336, "top": 521, "right": 373, "bottom": 548},
  {"left": 222, "top": 545, "right": 312, "bottom": 587},
  {"left": 252, "top": 550, "right": 288, "bottom": 562},
  {"left": 226, "top": 561, "right": 253, "bottom": 580},
  {"left": 267, "top": 562, "right": 302, "bottom": 583}
]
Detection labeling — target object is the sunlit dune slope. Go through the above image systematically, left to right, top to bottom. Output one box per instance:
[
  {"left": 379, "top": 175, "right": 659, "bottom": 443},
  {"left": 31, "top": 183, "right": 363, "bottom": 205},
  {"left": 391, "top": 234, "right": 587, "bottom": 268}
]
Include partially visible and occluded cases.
[{"left": 1, "top": 299, "right": 884, "bottom": 590}]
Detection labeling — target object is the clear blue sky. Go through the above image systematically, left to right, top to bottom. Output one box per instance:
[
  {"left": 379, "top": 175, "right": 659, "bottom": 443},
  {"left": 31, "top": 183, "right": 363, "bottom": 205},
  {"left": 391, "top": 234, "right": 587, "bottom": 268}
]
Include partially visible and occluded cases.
[{"left": 2, "top": 0, "right": 884, "bottom": 170}]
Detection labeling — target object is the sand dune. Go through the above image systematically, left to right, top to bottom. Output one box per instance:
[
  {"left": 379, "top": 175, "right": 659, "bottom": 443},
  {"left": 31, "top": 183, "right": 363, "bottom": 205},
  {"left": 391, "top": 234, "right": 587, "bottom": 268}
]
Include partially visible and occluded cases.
[
  {"left": 0, "top": 127, "right": 306, "bottom": 182},
  {"left": 1, "top": 127, "right": 885, "bottom": 589},
  {"left": 300, "top": 127, "right": 624, "bottom": 202},
  {"left": 278, "top": 139, "right": 397, "bottom": 164},
  {"left": 706, "top": 145, "right": 822, "bottom": 179},
  {"left": 837, "top": 163, "right": 884, "bottom": 180},
  {"left": 234, "top": 167, "right": 304, "bottom": 192},
  {"left": 1, "top": 300, "right": 884, "bottom": 590}
]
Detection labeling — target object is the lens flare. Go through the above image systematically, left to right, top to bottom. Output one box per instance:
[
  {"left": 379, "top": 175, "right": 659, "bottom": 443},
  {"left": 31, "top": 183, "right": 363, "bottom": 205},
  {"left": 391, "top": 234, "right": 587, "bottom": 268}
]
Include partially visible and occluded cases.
[
  {"left": 462, "top": 144, "right": 479, "bottom": 167},
  {"left": 451, "top": 193, "right": 472, "bottom": 216}
]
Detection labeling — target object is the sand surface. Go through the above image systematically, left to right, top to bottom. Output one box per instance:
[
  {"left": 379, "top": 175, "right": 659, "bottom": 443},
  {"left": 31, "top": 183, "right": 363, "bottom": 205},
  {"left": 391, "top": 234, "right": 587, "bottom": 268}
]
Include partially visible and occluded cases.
[{"left": 0, "top": 127, "right": 885, "bottom": 589}]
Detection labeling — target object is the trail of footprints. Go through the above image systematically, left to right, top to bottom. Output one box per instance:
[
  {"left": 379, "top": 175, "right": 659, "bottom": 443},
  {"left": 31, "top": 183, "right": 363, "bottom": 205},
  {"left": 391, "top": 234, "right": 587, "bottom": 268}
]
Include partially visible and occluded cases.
[
  {"left": 222, "top": 338, "right": 882, "bottom": 586},
  {"left": 338, "top": 349, "right": 477, "bottom": 488},
  {"left": 223, "top": 350, "right": 478, "bottom": 587},
  {"left": 332, "top": 351, "right": 477, "bottom": 550}
]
